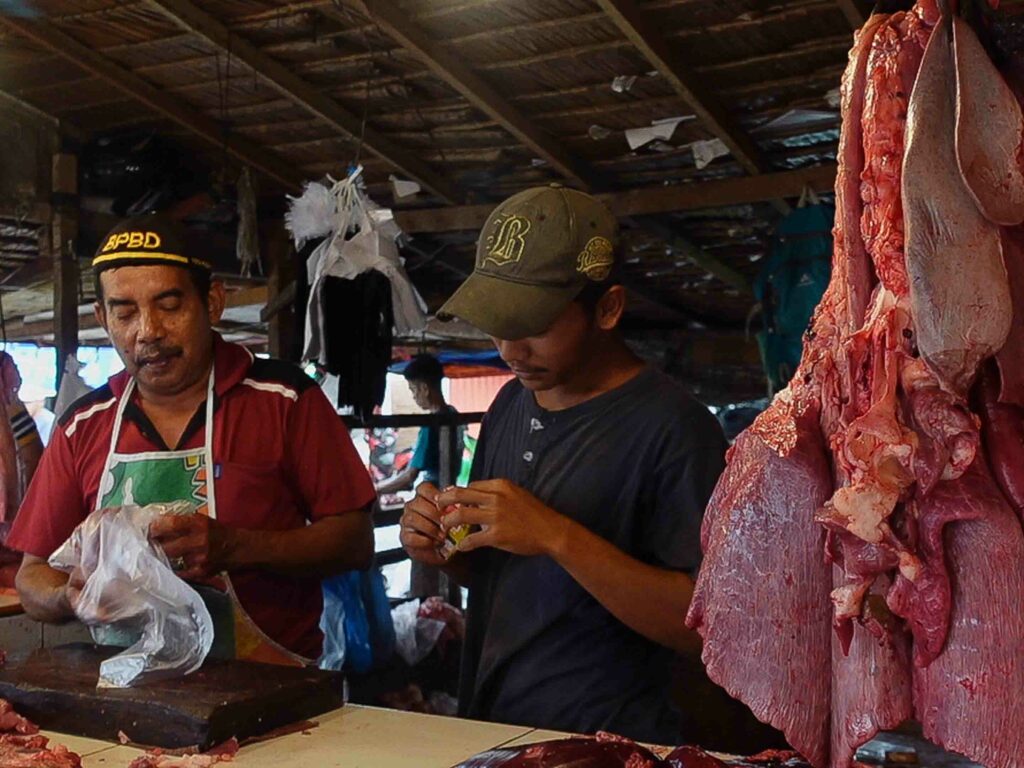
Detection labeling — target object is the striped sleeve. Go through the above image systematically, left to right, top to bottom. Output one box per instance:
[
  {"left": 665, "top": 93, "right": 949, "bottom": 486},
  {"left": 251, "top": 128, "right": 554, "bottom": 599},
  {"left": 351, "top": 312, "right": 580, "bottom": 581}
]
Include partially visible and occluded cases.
[{"left": 8, "top": 403, "right": 39, "bottom": 446}]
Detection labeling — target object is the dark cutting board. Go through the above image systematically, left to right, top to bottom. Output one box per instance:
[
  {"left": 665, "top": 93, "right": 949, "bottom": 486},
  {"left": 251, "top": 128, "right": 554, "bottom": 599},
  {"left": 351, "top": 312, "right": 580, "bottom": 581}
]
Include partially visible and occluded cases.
[{"left": 0, "top": 644, "right": 345, "bottom": 750}]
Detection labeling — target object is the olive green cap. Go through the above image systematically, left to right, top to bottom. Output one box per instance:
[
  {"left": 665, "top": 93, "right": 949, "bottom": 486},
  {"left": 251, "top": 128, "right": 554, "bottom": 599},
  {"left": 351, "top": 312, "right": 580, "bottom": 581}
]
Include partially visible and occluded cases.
[{"left": 437, "top": 184, "right": 618, "bottom": 340}]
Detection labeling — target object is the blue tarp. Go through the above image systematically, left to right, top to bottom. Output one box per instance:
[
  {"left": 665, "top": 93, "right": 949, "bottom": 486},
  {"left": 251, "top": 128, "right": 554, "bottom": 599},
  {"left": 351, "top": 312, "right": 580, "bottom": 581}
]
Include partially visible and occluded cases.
[{"left": 388, "top": 350, "right": 507, "bottom": 375}]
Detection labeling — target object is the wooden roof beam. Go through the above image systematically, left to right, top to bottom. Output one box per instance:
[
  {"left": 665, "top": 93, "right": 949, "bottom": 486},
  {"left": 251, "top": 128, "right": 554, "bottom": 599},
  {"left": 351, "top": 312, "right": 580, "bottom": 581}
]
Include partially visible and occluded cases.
[
  {"left": 146, "top": 0, "right": 460, "bottom": 203},
  {"left": 335, "top": 0, "right": 602, "bottom": 190},
  {"left": 595, "top": 0, "right": 771, "bottom": 178},
  {"left": 0, "top": 16, "right": 302, "bottom": 191},
  {"left": 0, "top": 88, "right": 89, "bottom": 144},
  {"left": 393, "top": 164, "right": 836, "bottom": 234},
  {"left": 633, "top": 217, "right": 752, "bottom": 295},
  {"left": 5, "top": 283, "right": 270, "bottom": 342}
]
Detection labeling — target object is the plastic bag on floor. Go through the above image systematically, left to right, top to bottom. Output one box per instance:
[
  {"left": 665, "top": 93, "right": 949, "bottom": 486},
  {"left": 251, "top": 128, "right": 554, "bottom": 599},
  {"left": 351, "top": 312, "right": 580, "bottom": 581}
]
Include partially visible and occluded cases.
[
  {"left": 49, "top": 501, "right": 214, "bottom": 688},
  {"left": 391, "top": 598, "right": 445, "bottom": 667}
]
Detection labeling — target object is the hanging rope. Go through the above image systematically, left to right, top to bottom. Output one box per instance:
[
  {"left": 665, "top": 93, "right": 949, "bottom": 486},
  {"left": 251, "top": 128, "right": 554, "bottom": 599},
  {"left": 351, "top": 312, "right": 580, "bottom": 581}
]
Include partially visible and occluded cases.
[
  {"left": 331, "top": 1, "right": 372, "bottom": 167},
  {"left": 213, "top": 31, "right": 235, "bottom": 188}
]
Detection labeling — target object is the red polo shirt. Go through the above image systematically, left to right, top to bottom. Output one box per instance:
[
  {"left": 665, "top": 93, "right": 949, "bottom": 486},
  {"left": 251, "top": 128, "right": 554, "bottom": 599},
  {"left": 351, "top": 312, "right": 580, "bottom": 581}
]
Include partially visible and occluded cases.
[{"left": 9, "top": 336, "right": 375, "bottom": 659}]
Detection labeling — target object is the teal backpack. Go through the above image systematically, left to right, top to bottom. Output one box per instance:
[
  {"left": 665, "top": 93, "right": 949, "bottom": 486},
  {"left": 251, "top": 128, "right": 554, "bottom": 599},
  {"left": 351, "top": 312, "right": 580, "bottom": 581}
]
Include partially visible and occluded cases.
[{"left": 753, "top": 201, "right": 833, "bottom": 394}]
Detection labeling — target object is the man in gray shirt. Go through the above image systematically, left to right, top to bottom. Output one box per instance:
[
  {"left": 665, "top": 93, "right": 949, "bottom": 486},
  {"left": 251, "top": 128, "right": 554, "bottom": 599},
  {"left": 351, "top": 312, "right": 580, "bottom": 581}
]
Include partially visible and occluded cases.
[{"left": 399, "top": 185, "right": 726, "bottom": 743}]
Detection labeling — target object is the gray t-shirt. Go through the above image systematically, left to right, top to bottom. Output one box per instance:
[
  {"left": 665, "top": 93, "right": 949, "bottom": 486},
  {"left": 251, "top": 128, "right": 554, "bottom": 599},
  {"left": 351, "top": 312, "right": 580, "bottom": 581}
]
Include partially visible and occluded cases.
[{"left": 458, "top": 366, "right": 727, "bottom": 743}]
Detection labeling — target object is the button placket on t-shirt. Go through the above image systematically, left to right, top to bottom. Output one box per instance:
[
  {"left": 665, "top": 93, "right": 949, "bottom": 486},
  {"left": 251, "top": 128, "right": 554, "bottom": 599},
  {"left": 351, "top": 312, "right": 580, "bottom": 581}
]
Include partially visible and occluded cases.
[{"left": 518, "top": 413, "right": 553, "bottom": 485}]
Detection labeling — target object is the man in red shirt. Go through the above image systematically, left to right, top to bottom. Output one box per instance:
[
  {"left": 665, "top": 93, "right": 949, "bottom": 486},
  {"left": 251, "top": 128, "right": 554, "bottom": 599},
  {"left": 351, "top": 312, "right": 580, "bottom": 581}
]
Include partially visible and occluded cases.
[{"left": 9, "top": 215, "right": 375, "bottom": 664}]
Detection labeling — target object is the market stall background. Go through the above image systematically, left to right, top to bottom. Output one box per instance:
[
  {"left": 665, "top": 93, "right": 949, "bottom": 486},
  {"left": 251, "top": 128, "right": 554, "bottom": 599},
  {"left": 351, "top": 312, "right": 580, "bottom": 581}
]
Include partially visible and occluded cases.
[
  {"left": 0, "top": 0, "right": 927, "bottom": 407},
  {"left": 2, "top": 2, "right": 1021, "bottom": 764}
]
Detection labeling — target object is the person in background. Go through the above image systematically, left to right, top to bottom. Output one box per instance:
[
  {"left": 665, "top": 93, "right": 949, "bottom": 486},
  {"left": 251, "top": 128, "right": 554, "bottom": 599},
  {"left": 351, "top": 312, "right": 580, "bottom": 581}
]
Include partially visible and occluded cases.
[
  {"left": 399, "top": 185, "right": 728, "bottom": 744},
  {"left": 0, "top": 353, "right": 38, "bottom": 564},
  {"left": 0, "top": 354, "right": 43, "bottom": 499},
  {"left": 375, "top": 354, "right": 463, "bottom": 495}
]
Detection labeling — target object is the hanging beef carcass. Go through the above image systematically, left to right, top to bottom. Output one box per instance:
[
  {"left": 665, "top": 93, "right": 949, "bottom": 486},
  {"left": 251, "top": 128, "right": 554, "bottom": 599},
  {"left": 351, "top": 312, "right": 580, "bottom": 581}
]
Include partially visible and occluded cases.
[{"left": 687, "top": 2, "right": 1024, "bottom": 767}]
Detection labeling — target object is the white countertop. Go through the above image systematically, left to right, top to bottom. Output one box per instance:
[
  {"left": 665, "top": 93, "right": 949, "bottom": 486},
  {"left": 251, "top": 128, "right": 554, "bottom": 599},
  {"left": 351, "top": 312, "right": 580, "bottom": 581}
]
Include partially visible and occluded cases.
[{"left": 54, "top": 704, "right": 569, "bottom": 768}]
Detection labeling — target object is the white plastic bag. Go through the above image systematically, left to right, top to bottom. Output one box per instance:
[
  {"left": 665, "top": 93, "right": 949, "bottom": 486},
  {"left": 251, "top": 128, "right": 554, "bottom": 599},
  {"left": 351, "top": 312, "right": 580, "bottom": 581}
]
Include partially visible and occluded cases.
[
  {"left": 289, "top": 167, "right": 428, "bottom": 367},
  {"left": 49, "top": 501, "right": 214, "bottom": 688},
  {"left": 391, "top": 598, "right": 445, "bottom": 667}
]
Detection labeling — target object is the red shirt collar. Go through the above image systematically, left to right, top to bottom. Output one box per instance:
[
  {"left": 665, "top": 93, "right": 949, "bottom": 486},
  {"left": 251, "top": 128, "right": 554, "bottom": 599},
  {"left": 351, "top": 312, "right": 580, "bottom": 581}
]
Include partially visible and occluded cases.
[{"left": 107, "top": 333, "right": 254, "bottom": 399}]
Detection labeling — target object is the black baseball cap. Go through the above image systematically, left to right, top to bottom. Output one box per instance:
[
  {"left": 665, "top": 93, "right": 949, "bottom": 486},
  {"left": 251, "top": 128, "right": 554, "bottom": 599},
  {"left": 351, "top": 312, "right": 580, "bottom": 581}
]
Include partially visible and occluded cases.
[{"left": 92, "top": 214, "right": 211, "bottom": 274}]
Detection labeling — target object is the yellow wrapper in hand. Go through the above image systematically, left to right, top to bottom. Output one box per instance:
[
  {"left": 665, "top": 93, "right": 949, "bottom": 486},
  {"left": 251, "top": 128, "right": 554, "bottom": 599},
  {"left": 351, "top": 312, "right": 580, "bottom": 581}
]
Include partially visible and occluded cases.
[{"left": 439, "top": 501, "right": 473, "bottom": 560}]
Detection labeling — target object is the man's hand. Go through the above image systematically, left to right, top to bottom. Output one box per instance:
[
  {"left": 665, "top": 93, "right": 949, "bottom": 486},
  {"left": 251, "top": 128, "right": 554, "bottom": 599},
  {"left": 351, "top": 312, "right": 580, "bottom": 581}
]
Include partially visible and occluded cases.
[
  {"left": 437, "top": 479, "right": 571, "bottom": 557},
  {"left": 399, "top": 483, "right": 447, "bottom": 567},
  {"left": 149, "top": 514, "right": 235, "bottom": 582},
  {"left": 62, "top": 565, "right": 137, "bottom": 625},
  {"left": 63, "top": 567, "right": 84, "bottom": 614}
]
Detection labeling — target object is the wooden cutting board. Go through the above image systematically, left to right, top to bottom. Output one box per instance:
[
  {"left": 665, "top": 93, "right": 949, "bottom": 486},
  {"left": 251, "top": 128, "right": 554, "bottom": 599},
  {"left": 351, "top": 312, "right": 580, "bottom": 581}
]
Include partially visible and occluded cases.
[{"left": 0, "top": 644, "right": 345, "bottom": 750}]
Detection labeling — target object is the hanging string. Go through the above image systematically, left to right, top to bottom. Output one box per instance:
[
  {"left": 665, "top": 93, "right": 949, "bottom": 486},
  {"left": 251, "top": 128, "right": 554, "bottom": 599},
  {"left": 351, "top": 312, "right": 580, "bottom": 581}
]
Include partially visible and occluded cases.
[
  {"left": 330, "top": 0, "right": 372, "bottom": 168},
  {"left": 327, "top": 1, "right": 450, "bottom": 190},
  {"left": 213, "top": 31, "right": 235, "bottom": 188}
]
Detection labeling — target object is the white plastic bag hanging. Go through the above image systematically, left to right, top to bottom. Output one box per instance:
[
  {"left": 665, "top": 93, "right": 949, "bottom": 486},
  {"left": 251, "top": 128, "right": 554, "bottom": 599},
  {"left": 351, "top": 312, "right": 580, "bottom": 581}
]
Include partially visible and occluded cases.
[
  {"left": 285, "top": 167, "right": 428, "bottom": 366},
  {"left": 49, "top": 501, "right": 214, "bottom": 688}
]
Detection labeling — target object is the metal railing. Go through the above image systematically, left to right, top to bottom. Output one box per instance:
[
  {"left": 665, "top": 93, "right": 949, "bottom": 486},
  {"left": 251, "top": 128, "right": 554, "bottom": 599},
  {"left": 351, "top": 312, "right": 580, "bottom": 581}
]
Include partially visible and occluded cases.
[{"left": 342, "top": 411, "right": 485, "bottom": 602}]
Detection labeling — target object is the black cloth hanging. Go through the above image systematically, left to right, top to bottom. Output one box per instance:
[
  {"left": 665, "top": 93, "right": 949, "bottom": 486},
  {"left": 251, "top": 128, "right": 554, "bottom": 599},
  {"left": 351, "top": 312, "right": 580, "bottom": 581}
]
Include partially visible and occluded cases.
[{"left": 320, "top": 270, "right": 393, "bottom": 421}]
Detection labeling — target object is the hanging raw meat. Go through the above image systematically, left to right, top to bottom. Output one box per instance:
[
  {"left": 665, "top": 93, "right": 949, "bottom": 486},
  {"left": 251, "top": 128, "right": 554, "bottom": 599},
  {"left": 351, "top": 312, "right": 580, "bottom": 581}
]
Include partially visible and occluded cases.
[
  {"left": 687, "top": 2, "right": 1024, "bottom": 767},
  {"left": 903, "top": 16, "right": 1011, "bottom": 396},
  {"left": 952, "top": 16, "right": 1024, "bottom": 226},
  {"left": 452, "top": 734, "right": 814, "bottom": 768}
]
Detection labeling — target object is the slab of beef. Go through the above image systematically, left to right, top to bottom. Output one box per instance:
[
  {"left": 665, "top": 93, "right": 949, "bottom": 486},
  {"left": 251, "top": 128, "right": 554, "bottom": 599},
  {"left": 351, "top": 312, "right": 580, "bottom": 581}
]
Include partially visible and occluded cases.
[
  {"left": 687, "top": 1, "right": 1024, "bottom": 766},
  {"left": 687, "top": 400, "right": 833, "bottom": 767},
  {"left": 910, "top": 459, "right": 1024, "bottom": 767}
]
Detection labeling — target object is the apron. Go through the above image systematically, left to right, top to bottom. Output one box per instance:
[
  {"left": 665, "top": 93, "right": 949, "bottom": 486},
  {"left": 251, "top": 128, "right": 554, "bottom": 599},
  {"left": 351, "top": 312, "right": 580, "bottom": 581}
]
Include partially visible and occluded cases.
[{"left": 93, "top": 369, "right": 310, "bottom": 667}]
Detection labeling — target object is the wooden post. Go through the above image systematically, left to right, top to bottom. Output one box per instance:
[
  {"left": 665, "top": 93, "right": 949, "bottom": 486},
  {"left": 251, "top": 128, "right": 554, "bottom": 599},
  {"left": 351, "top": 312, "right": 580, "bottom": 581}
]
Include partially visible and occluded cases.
[
  {"left": 51, "top": 152, "right": 79, "bottom": 390},
  {"left": 263, "top": 220, "right": 297, "bottom": 361},
  {"left": 440, "top": 422, "right": 463, "bottom": 610},
  {"left": 435, "top": 424, "right": 454, "bottom": 605}
]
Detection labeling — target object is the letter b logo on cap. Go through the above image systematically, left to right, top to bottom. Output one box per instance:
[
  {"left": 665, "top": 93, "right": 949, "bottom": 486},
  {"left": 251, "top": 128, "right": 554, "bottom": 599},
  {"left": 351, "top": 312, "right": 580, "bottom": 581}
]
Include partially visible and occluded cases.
[{"left": 484, "top": 215, "right": 531, "bottom": 267}]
